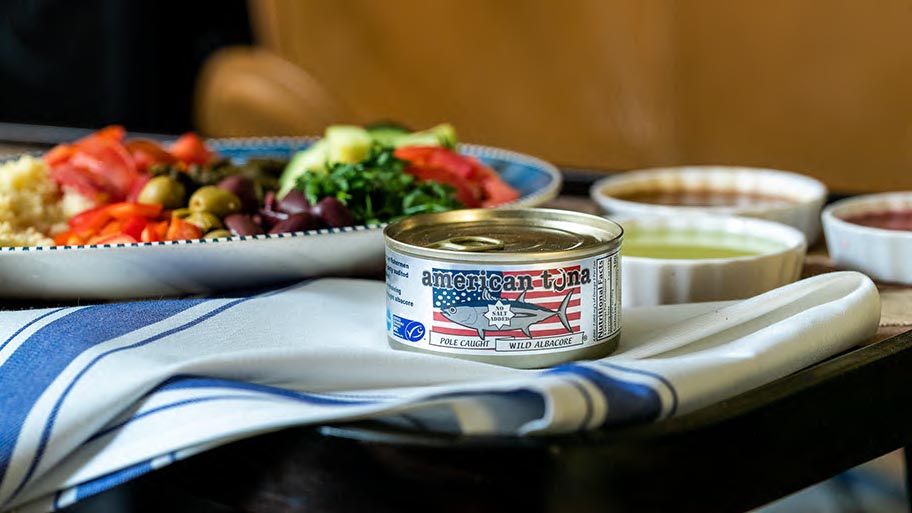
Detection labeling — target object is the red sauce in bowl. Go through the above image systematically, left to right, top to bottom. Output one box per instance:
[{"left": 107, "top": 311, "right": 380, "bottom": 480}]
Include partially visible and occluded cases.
[{"left": 843, "top": 210, "right": 912, "bottom": 231}]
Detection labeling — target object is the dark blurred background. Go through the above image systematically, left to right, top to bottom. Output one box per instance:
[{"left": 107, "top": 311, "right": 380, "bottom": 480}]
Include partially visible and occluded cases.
[{"left": 0, "top": 0, "right": 250, "bottom": 133}]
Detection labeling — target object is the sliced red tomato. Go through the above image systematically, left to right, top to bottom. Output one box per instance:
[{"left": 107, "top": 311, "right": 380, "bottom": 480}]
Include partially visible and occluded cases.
[
  {"left": 46, "top": 125, "right": 140, "bottom": 203},
  {"left": 94, "top": 125, "right": 126, "bottom": 141},
  {"left": 46, "top": 127, "right": 216, "bottom": 205},
  {"left": 74, "top": 133, "right": 138, "bottom": 198},
  {"left": 169, "top": 133, "right": 214, "bottom": 166},
  {"left": 126, "top": 139, "right": 177, "bottom": 172},
  {"left": 44, "top": 144, "right": 76, "bottom": 166},
  {"left": 392, "top": 146, "right": 437, "bottom": 166},
  {"left": 395, "top": 146, "right": 518, "bottom": 208},
  {"left": 395, "top": 146, "right": 476, "bottom": 179},
  {"left": 428, "top": 151, "right": 477, "bottom": 181},
  {"left": 465, "top": 155, "right": 499, "bottom": 180},
  {"left": 50, "top": 162, "right": 108, "bottom": 203},
  {"left": 405, "top": 165, "right": 482, "bottom": 208},
  {"left": 126, "top": 173, "right": 151, "bottom": 203},
  {"left": 480, "top": 178, "right": 520, "bottom": 207},
  {"left": 65, "top": 202, "right": 171, "bottom": 245},
  {"left": 106, "top": 202, "right": 163, "bottom": 220},
  {"left": 68, "top": 205, "right": 113, "bottom": 237},
  {"left": 119, "top": 215, "right": 148, "bottom": 240},
  {"left": 165, "top": 217, "right": 203, "bottom": 241},
  {"left": 99, "top": 219, "right": 124, "bottom": 236},
  {"left": 152, "top": 220, "right": 169, "bottom": 239},
  {"left": 140, "top": 221, "right": 166, "bottom": 243},
  {"left": 53, "top": 230, "right": 84, "bottom": 246},
  {"left": 52, "top": 231, "right": 70, "bottom": 246},
  {"left": 87, "top": 234, "right": 138, "bottom": 245}
]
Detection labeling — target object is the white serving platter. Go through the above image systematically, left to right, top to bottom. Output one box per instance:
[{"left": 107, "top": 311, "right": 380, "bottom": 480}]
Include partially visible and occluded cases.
[{"left": 0, "top": 138, "right": 561, "bottom": 299}]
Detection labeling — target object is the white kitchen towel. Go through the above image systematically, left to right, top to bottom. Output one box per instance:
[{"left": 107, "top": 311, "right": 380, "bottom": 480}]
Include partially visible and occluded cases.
[{"left": 0, "top": 271, "right": 880, "bottom": 512}]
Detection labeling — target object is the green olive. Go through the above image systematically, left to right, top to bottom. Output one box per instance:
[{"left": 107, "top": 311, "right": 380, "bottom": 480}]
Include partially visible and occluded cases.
[
  {"left": 137, "top": 176, "right": 186, "bottom": 209},
  {"left": 188, "top": 186, "right": 242, "bottom": 217},
  {"left": 171, "top": 208, "right": 191, "bottom": 219},
  {"left": 184, "top": 211, "right": 224, "bottom": 233},
  {"left": 203, "top": 229, "right": 232, "bottom": 239}
]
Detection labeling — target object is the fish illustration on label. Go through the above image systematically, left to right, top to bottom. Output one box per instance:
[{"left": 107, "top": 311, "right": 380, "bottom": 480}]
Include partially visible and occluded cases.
[{"left": 440, "top": 289, "right": 574, "bottom": 340}]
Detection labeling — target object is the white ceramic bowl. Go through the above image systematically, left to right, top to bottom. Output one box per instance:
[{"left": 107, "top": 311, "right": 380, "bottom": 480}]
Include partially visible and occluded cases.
[
  {"left": 591, "top": 166, "right": 827, "bottom": 243},
  {"left": 822, "top": 192, "right": 912, "bottom": 284},
  {"left": 616, "top": 215, "right": 807, "bottom": 307}
]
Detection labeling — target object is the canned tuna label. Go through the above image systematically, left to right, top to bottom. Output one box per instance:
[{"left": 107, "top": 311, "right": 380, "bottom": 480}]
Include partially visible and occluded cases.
[{"left": 386, "top": 248, "right": 620, "bottom": 356}]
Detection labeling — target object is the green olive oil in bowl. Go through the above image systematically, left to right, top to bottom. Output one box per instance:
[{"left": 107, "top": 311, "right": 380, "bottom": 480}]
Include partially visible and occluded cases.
[
  {"left": 615, "top": 215, "right": 807, "bottom": 306},
  {"left": 622, "top": 228, "right": 788, "bottom": 260}
]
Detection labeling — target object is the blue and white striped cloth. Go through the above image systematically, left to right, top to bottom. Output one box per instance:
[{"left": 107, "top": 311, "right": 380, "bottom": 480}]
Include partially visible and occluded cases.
[{"left": 0, "top": 272, "right": 880, "bottom": 512}]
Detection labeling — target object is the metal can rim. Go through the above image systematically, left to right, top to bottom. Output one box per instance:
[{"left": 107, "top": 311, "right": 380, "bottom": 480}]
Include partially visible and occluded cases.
[{"left": 384, "top": 208, "right": 624, "bottom": 264}]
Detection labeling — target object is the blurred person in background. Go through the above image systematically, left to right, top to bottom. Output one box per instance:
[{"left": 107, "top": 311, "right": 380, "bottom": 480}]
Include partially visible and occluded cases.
[{"left": 0, "top": 0, "right": 250, "bottom": 133}]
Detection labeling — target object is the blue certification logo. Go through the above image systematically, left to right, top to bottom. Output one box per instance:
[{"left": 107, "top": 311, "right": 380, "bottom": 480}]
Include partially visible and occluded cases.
[{"left": 391, "top": 314, "right": 426, "bottom": 342}]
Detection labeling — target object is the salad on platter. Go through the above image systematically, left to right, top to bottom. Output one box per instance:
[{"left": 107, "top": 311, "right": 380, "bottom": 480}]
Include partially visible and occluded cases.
[{"left": 0, "top": 123, "right": 520, "bottom": 248}]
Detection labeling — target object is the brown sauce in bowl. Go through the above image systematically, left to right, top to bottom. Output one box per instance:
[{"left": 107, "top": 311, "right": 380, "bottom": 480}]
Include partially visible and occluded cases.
[
  {"left": 614, "top": 189, "right": 795, "bottom": 208},
  {"left": 844, "top": 210, "right": 912, "bottom": 231}
]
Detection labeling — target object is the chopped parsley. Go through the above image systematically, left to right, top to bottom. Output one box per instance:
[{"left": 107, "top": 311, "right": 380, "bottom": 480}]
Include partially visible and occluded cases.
[{"left": 295, "top": 146, "right": 463, "bottom": 225}]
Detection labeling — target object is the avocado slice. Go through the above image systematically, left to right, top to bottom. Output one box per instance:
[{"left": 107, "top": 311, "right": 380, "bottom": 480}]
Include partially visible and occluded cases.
[
  {"left": 325, "top": 125, "right": 373, "bottom": 164},
  {"left": 278, "top": 139, "right": 328, "bottom": 198}
]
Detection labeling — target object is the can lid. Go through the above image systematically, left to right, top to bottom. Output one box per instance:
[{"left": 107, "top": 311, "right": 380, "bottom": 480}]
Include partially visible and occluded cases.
[{"left": 385, "top": 208, "right": 622, "bottom": 261}]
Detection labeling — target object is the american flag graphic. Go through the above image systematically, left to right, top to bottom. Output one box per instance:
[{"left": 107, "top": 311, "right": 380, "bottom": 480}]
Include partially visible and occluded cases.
[{"left": 432, "top": 267, "right": 582, "bottom": 339}]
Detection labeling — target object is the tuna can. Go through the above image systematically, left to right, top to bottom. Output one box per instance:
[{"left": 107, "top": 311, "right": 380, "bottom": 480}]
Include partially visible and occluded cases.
[{"left": 384, "top": 208, "right": 622, "bottom": 369}]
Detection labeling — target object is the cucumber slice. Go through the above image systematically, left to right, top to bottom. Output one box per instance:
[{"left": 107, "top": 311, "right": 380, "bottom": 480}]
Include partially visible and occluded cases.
[
  {"left": 391, "top": 123, "right": 457, "bottom": 149},
  {"left": 366, "top": 124, "right": 410, "bottom": 147}
]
